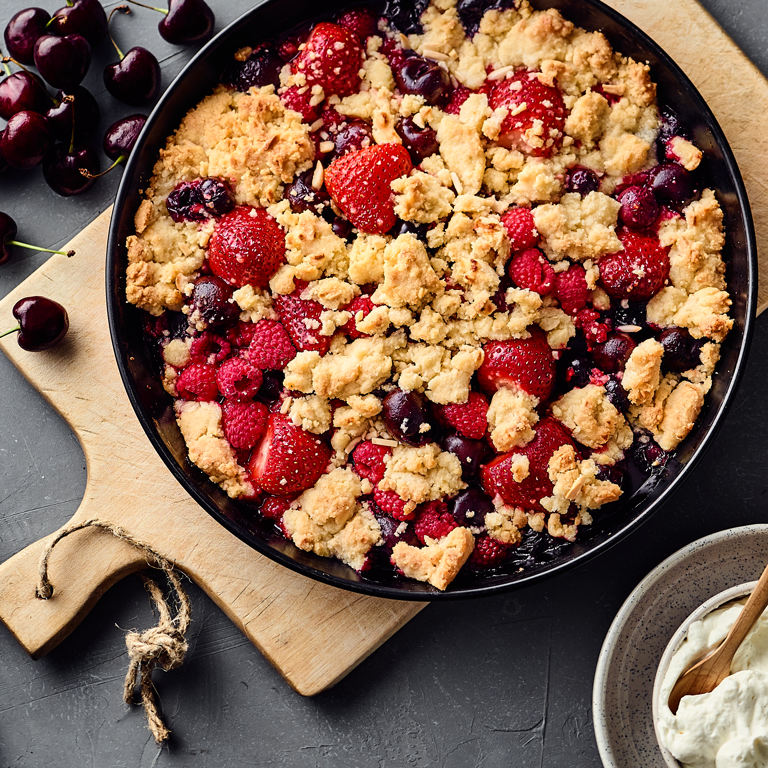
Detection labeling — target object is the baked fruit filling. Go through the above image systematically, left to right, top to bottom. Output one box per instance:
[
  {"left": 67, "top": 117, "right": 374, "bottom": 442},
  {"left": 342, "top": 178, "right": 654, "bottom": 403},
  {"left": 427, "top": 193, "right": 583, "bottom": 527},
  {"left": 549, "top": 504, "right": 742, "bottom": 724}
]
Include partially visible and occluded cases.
[{"left": 126, "top": 0, "right": 732, "bottom": 591}]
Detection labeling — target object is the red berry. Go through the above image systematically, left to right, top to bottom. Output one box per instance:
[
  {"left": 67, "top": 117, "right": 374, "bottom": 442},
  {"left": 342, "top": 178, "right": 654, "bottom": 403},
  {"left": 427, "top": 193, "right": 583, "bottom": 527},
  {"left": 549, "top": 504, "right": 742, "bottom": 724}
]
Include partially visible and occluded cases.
[
  {"left": 336, "top": 8, "right": 379, "bottom": 41},
  {"left": 291, "top": 22, "right": 364, "bottom": 98},
  {"left": 489, "top": 70, "right": 567, "bottom": 157},
  {"left": 279, "top": 85, "right": 320, "bottom": 123},
  {"left": 443, "top": 85, "right": 472, "bottom": 115},
  {"left": 325, "top": 144, "right": 412, "bottom": 235},
  {"left": 208, "top": 206, "right": 286, "bottom": 289},
  {"left": 500, "top": 206, "right": 539, "bottom": 251},
  {"left": 599, "top": 230, "right": 670, "bottom": 301},
  {"left": 507, "top": 248, "right": 555, "bottom": 296},
  {"left": 555, "top": 263, "right": 589, "bottom": 315},
  {"left": 273, "top": 284, "right": 331, "bottom": 355},
  {"left": 341, "top": 295, "right": 375, "bottom": 339},
  {"left": 574, "top": 308, "right": 610, "bottom": 348},
  {"left": 247, "top": 319, "right": 297, "bottom": 370},
  {"left": 227, "top": 320, "right": 260, "bottom": 349},
  {"left": 477, "top": 328, "right": 556, "bottom": 401},
  {"left": 189, "top": 332, "right": 231, "bottom": 364},
  {"left": 216, "top": 356, "right": 263, "bottom": 401},
  {"left": 176, "top": 362, "right": 218, "bottom": 401},
  {"left": 439, "top": 391, "right": 488, "bottom": 440},
  {"left": 221, "top": 399, "right": 269, "bottom": 450},
  {"left": 248, "top": 413, "right": 332, "bottom": 496},
  {"left": 481, "top": 417, "right": 575, "bottom": 511},
  {"left": 352, "top": 440, "right": 391, "bottom": 484},
  {"left": 373, "top": 486, "right": 415, "bottom": 521},
  {"left": 260, "top": 494, "right": 294, "bottom": 521},
  {"left": 413, "top": 501, "right": 458, "bottom": 543},
  {"left": 468, "top": 534, "right": 511, "bottom": 570}
]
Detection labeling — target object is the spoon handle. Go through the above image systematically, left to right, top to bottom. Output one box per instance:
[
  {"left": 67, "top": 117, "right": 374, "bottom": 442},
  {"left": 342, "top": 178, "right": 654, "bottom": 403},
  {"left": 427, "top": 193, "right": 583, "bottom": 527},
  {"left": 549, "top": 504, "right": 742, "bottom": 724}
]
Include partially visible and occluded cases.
[{"left": 719, "top": 561, "right": 768, "bottom": 659}]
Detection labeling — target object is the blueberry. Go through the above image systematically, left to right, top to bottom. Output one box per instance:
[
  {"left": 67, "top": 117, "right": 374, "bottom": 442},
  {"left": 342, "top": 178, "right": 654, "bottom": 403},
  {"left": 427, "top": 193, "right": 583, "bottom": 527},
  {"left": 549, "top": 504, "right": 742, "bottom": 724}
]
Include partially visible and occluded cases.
[
  {"left": 383, "top": 0, "right": 430, "bottom": 34},
  {"left": 227, "top": 44, "right": 283, "bottom": 92},
  {"left": 394, "top": 55, "right": 451, "bottom": 106},
  {"left": 656, "top": 105, "right": 687, "bottom": 156},
  {"left": 395, "top": 116, "right": 439, "bottom": 163},
  {"left": 649, "top": 163, "right": 696, "bottom": 208},
  {"left": 565, "top": 166, "right": 599, "bottom": 196},
  {"left": 285, "top": 169, "right": 330, "bottom": 214},
  {"left": 618, "top": 185, "right": 660, "bottom": 230},
  {"left": 331, "top": 216, "right": 353, "bottom": 240},
  {"left": 392, "top": 219, "right": 429, "bottom": 242},
  {"left": 660, "top": 327, "right": 702, "bottom": 372},
  {"left": 592, "top": 332, "right": 637, "bottom": 374},
  {"left": 566, "top": 357, "right": 591, "bottom": 388},
  {"left": 255, "top": 371, "right": 284, "bottom": 404},
  {"left": 604, "top": 375, "right": 630, "bottom": 413},
  {"left": 382, "top": 389, "right": 438, "bottom": 446},
  {"left": 439, "top": 433, "right": 487, "bottom": 480},
  {"left": 450, "top": 486, "right": 494, "bottom": 527}
]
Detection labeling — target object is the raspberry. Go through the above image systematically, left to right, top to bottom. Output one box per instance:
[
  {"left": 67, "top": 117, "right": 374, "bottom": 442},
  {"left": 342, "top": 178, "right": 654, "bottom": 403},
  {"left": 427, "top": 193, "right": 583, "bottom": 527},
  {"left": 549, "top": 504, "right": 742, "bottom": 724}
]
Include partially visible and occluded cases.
[
  {"left": 336, "top": 8, "right": 379, "bottom": 40},
  {"left": 279, "top": 85, "right": 320, "bottom": 123},
  {"left": 443, "top": 85, "right": 472, "bottom": 115},
  {"left": 500, "top": 207, "right": 538, "bottom": 251},
  {"left": 508, "top": 248, "right": 555, "bottom": 296},
  {"left": 555, "top": 264, "right": 590, "bottom": 315},
  {"left": 341, "top": 295, "right": 375, "bottom": 339},
  {"left": 574, "top": 308, "right": 610, "bottom": 348},
  {"left": 247, "top": 319, "right": 297, "bottom": 370},
  {"left": 227, "top": 321, "right": 259, "bottom": 349},
  {"left": 189, "top": 332, "right": 231, "bottom": 364},
  {"left": 216, "top": 356, "right": 263, "bottom": 401},
  {"left": 176, "top": 362, "right": 218, "bottom": 401},
  {"left": 439, "top": 391, "right": 488, "bottom": 440},
  {"left": 221, "top": 399, "right": 269, "bottom": 450},
  {"left": 352, "top": 441, "right": 391, "bottom": 484},
  {"left": 373, "top": 487, "right": 415, "bottom": 521},
  {"left": 260, "top": 495, "right": 294, "bottom": 521},
  {"left": 413, "top": 501, "right": 457, "bottom": 544},
  {"left": 468, "top": 534, "right": 511, "bottom": 570}
]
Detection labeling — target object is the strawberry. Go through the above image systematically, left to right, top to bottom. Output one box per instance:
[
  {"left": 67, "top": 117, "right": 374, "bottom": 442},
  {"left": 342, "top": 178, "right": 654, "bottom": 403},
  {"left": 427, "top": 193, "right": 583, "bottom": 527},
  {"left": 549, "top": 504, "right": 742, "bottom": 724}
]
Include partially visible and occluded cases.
[
  {"left": 336, "top": 8, "right": 379, "bottom": 41},
  {"left": 291, "top": 22, "right": 364, "bottom": 98},
  {"left": 488, "top": 70, "right": 567, "bottom": 157},
  {"left": 443, "top": 85, "right": 472, "bottom": 115},
  {"left": 325, "top": 144, "right": 412, "bottom": 235},
  {"left": 208, "top": 206, "right": 286, "bottom": 290},
  {"left": 500, "top": 206, "right": 539, "bottom": 251},
  {"left": 599, "top": 230, "right": 670, "bottom": 301},
  {"left": 508, "top": 248, "right": 555, "bottom": 296},
  {"left": 555, "top": 263, "right": 589, "bottom": 315},
  {"left": 273, "top": 282, "right": 331, "bottom": 355},
  {"left": 341, "top": 295, "right": 375, "bottom": 339},
  {"left": 247, "top": 319, "right": 297, "bottom": 370},
  {"left": 477, "top": 327, "right": 556, "bottom": 401},
  {"left": 216, "top": 356, "right": 263, "bottom": 401},
  {"left": 176, "top": 362, "right": 218, "bottom": 401},
  {"left": 438, "top": 391, "right": 488, "bottom": 440},
  {"left": 221, "top": 399, "right": 269, "bottom": 450},
  {"left": 248, "top": 413, "right": 332, "bottom": 496},
  {"left": 480, "top": 417, "right": 575, "bottom": 511},
  {"left": 352, "top": 440, "right": 391, "bottom": 484},
  {"left": 373, "top": 487, "right": 415, "bottom": 521},
  {"left": 413, "top": 501, "right": 458, "bottom": 544},
  {"left": 467, "top": 534, "right": 511, "bottom": 570}
]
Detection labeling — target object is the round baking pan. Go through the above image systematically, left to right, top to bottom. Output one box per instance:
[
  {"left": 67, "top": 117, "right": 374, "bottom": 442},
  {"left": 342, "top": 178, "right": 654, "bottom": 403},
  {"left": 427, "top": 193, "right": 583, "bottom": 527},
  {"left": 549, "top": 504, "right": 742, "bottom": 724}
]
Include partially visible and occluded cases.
[{"left": 106, "top": 0, "right": 757, "bottom": 599}]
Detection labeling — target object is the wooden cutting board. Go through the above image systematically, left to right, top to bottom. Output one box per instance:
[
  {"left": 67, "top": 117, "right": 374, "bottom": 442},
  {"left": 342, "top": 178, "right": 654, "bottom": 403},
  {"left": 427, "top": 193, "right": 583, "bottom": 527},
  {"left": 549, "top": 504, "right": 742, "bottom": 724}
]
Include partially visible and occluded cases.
[{"left": 0, "top": 0, "right": 766, "bottom": 698}]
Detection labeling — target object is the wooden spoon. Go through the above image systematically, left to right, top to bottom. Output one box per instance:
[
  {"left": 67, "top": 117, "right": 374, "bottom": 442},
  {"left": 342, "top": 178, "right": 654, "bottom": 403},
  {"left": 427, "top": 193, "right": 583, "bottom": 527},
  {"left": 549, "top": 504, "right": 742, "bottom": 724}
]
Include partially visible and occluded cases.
[{"left": 668, "top": 562, "right": 768, "bottom": 714}]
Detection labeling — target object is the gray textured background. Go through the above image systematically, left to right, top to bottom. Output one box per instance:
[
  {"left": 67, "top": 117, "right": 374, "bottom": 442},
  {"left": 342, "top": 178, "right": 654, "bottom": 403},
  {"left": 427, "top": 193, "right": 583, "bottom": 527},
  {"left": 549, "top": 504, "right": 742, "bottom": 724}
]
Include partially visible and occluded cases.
[{"left": 1, "top": 1, "right": 767, "bottom": 766}]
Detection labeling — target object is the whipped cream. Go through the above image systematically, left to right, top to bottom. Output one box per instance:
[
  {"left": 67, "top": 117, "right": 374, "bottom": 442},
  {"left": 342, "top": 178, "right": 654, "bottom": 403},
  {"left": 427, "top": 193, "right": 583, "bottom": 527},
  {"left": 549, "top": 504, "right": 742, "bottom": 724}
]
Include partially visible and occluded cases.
[{"left": 657, "top": 598, "right": 768, "bottom": 768}]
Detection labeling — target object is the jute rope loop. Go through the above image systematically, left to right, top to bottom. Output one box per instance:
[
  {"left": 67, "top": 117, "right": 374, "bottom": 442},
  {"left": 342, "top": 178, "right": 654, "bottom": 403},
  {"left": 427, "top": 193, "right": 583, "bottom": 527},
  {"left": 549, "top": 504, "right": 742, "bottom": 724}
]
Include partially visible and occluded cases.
[{"left": 35, "top": 518, "right": 191, "bottom": 744}]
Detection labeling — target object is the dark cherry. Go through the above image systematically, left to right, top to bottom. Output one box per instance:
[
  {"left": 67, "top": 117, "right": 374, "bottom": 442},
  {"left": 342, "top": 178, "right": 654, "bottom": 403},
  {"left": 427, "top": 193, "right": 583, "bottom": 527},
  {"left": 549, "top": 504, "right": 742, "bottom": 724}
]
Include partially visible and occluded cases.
[
  {"left": 49, "top": 0, "right": 108, "bottom": 44},
  {"left": 126, "top": 0, "right": 214, "bottom": 45},
  {"left": 382, "top": 0, "right": 429, "bottom": 34},
  {"left": 456, "top": 0, "right": 513, "bottom": 36},
  {"left": 4, "top": 8, "right": 51, "bottom": 64},
  {"left": 34, "top": 34, "right": 91, "bottom": 90},
  {"left": 227, "top": 44, "right": 283, "bottom": 92},
  {"left": 104, "top": 47, "right": 161, "bottom": 106},
  {"left": 394, "top": 55, "right": 451, "bottom": 106},
  {"left": 0, "top": 71, "right": 51, "bottom": 121},
  {"left": 45, "top": 87, "right": 100, "bottom": 142},
  {"left": 656, "top": 105, "right": 686, "bottom": 154},
  {"left": 0, "top": 110, "right": 52, "bottom": 169},
  {"left": 104, "top": 113, "right": 146, "bottom": 160},
  {"left": 395, "top": 117, "right": 439, "bottom": 164},
  {"left": 333, "top": 120, "right": 373, "bottom": 158},
  {"left": 42, "top": 144, "right": 99, "bottom": 196},
  {"left": 0, "top": 153, "right": 8, "bottom": 175},
  {"left": 649, "top": 162, "right": 696, "bottom": 208},
  {"left": 565, "top": 166, "right": 600, "bottom": 196},
  {"left": 284, "top": 169, "right": 330, "bottom": 214},
  {"left": 166, "top": 177, "right": 234, "bottom": 222},
  {"left": 618, "top": 185, "right": 660, "bottom": 230},
  {"left": 331, "top": 216, "right": 353, "bottom": 240},
  {"left": 392, "top": 219, "right": 428, "bottom": 242},
  {"left": 189, "top": 276, "right": 239, "bottom": 328},
  {"left": 1, "top": 296, "right": 70, "bottom": 351},
  {"left": 610, "top": 301, "right": 646, "bottom": 328},
  {"left": 165, "top": 310, "right": 189, "bottom": 339},
  {"left": 660, "top": 327, "right": 702, "bottom": 372},
  {"left": 591, "top": 332, "right": 637, "bottom": 374},
  {"left": 564, "top": 357, "right": 591, "bottom": 388},
  {"left": 255, "top": 371, "right": 284, "bottom": 405},
  {"left": 604, "top": 375, "right": 630, "bottom": 413},
  {"left": 382, "top": 389, "right": 437, "bottom": 446},
  {"left": 440, "top": 433, "right": 487, "bottom": 480},
  {"left": 630, "top": 434, "right": 669, "bottom": 474},
  {"left": 595, "top": 463, "right": 629, "bottom": 495},
  {"left": 451, "top": 486, "right": 494, "bottom": 528},
  {"left": 372, "top": 510, "right": 419, "bottom": 554}
]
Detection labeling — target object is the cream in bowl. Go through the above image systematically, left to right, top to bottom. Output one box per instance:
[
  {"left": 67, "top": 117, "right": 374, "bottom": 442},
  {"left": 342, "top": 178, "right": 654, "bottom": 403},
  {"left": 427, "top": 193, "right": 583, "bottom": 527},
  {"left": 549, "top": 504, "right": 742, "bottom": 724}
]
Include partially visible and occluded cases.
[{"left": 653, "top": 581, "right": 768, "bottom": 768}]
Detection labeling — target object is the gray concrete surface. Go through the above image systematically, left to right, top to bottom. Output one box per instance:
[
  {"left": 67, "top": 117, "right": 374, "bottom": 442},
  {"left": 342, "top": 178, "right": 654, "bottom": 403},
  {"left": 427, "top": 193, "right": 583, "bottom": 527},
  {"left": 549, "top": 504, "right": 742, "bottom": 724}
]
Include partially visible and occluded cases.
[{"left": 1, "top": 1, "right": 767, "bottom": 766}]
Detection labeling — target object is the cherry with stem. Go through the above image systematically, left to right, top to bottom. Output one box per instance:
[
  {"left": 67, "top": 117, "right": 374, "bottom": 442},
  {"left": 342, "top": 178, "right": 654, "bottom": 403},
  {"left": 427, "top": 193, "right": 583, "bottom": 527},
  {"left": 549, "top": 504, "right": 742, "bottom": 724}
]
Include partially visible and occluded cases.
[
  {"left": 124, "top": 0, "right": 214, "bottom": 46},
  {"left": 4, "top": 8, "right": 52, "bottom": 64},
  {"left": 0, "top": 55, "right": 53, "bottom": 120},
  {"left": 80, "top": 113, "right": 146, "bottom": 180},
  {"left": 0, "top": 212, "right": 75, "bottom": 266},
  {"left": 0, "top": 296, "right": 70, "bottom": 351}
]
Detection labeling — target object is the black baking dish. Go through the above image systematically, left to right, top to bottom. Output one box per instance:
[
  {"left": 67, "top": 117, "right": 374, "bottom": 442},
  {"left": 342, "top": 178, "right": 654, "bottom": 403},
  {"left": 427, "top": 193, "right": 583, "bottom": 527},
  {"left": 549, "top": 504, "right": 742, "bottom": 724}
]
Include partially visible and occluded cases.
[{"left": 106, "top": 0, "right": 757, "bottom": 599}]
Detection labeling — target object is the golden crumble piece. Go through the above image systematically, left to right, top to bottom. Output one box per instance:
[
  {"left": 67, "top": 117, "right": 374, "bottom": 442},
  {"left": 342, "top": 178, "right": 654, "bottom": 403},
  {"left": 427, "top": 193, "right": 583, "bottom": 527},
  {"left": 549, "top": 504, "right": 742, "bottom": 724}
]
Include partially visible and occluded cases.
[
  {"left": 496, "top": 8, "right": 573, "bottom": 70},
  {"left": 564, "top": 91, "right": 610, "bottom": 145},
  {"left": 436, "top": 111, "right": 486, "bottom": 196},
  {"left": 599, "top": 129, "right": 651, "bottom": 178},
  {"left": 669, "top": 137, "right": 703, "bottom": 171},
  {"left": 392, "top": 171, "right": 456, "bottom": 224},
  {"left": 533, "top": 192, "right": 621, "bottom": 262},
  {"left": 348, "top": 233, "right": 389, "bottom": 285},
  {"left": 372, "top": 234, "right": 442, "bottom": 309},
  {"left": 301, "top": 278, "right": 357, "bottom": 310},
  {"left": 232, "top": 285, "right": 276, "bottom": 324},
  {"left": 646, "top": 286, "right": 732, "bottom": 343},
  {"left": 537, "top": 307, "right": 575, "bottom": 349},
  {"left": 163, "top": 338, "right": 191, "bottom": 368},
  {"left": 622, "top": 338, "right": 664, "bottom": 406},
  {"left": 682, "top": 342, "right": 720, "bottom": 394},
  {"left": 425, "top": 346, "right": 484, "bottom": 405},
  {"left": 283, "top": 351, "right": 321, "bottom": 393},
  {"left": 550, "top": 384, "right": 631, "bottom": 450},
  {"left": 487, "top": 388, "right": 539, "bottom": 452},
  {"left": 289, "top": 395, "right": 332, "bottom": 435},
  {"left": 175, "top": 401, "right": 252, "bottom": 498},
  {"left": 381, "top": 443, "right": 466, "bottom": 505},
  {"left": 546, "top": 444, "right": 622, "bottom": 513},
  {"left": 296, "top": 467, "right": 362, "bottom": 529},
  {"left": 327, "top": 507, "right": 383, "bottom": 571},
  {"left": 391, "top": 527, "right": 475, "bottom": 591}
]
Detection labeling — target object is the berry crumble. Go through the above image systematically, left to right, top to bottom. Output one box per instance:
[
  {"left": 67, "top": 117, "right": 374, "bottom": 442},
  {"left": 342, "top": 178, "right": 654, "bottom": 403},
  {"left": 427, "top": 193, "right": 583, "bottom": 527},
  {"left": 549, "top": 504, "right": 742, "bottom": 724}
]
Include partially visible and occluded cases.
[{"left": 125, "top": 0, "right": 732, "bottom": 591}]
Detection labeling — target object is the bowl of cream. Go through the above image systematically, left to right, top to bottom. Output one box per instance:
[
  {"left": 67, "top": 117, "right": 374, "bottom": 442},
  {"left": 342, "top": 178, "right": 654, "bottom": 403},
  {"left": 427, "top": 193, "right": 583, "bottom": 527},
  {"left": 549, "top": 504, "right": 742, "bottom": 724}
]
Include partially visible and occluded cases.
[{"left": 652, "top": 580, "right": 768, "bottom": 768}]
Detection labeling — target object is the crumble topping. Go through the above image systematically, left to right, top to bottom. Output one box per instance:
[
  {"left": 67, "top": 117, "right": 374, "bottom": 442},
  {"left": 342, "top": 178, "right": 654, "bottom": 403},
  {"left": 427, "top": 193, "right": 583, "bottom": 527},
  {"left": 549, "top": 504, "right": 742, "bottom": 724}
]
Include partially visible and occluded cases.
[
  {"left": 622, "top": 338, "right": 664, "bottom": 406},
  {"left": 550, "top": 384, "right": 631, "bottom": 449},
  {"left": 487, "top": 388, "right": 540, "bottom": 451},
  {"left": 391, "top": 526, "right": 475, "bottom": 590}
]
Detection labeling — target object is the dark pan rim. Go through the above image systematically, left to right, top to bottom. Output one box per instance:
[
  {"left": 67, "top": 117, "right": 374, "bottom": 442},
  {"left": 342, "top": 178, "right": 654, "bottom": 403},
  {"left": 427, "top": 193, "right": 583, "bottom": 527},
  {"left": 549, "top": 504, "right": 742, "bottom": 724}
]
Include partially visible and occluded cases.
[{"left": 106, "top": 0, "right": 757, "bottom": 601}]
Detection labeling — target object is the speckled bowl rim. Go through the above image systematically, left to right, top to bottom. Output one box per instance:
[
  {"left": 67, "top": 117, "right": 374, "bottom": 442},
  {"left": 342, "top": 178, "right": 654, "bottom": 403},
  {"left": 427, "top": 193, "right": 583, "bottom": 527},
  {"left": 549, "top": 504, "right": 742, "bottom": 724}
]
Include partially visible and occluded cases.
[
  {"left": 592, "top": 525, "right": 768, "bottom": 768},
  {"left": 650, "top": 581, "right": 756, "bottom": 768}
]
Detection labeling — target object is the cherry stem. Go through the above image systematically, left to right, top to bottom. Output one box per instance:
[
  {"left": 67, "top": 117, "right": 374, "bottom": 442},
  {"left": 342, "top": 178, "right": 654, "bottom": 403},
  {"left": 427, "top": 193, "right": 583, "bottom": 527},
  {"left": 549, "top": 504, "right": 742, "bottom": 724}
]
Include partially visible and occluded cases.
[
  {"left": 125, "top": 0, "right": 168, "bottom": 15},
  {"left": 108, "top": 6, "right": 132, "bottom": 61},
  {"left": 2, "top": 59, "right": 10, "bottom": 77},
  {"left": 65, "top": 95, "right": 76, "bottom": 154},
  {"left": 80, "top": 154, "right": 126, "bottom": 179},
  {"left": 7, "top": 241, "right": 76, "bottom": 257},
  {"left": 0, "top": 325, "right": 21, "bottom": 340}
]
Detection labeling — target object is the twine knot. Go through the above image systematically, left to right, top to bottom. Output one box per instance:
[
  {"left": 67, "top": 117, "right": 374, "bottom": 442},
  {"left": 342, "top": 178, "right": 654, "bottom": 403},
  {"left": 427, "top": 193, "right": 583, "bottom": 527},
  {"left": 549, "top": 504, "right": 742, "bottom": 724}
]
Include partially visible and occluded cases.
[{"left": 125, "top": 625, "right": 187, "bottom": 671}]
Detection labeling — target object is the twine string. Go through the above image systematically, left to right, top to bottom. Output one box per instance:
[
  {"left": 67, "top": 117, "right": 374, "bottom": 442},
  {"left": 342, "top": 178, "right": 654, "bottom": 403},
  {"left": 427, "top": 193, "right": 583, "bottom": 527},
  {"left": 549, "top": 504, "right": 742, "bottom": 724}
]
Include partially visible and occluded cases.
[{"left": 36, "top": 518, "right": 191, "bottom": 744}]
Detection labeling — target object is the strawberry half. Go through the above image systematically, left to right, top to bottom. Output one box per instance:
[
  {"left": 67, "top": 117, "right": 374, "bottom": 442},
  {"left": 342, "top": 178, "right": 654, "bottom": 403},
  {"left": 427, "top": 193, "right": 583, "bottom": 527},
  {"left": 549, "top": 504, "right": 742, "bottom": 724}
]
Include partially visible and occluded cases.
[
  {"left": 291, "top": 22, "right": 364, "bottom": 98},
  {"left": 488, "top": 70, "right": 567, "bottom": 158},
  {"left": 325, "top": 144, "right": 412, "bottom": 235},
  {"left": 208, "top": 206, "right": 286, "bottom": 289},
  {"left": 599, "top": 230, "right": 670, "bottom": 301},
  {"left": 273, "top": 282, "right": 331, "bottom": 355},
  {"left": 477, "top": 327, "right": 556, "bottom": 401},
  {"left": 248, "top": 413, "right": 332, "bottom": 496},
  {"left": 481, "top": 417, "right": 575, "bottom": 511}
]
